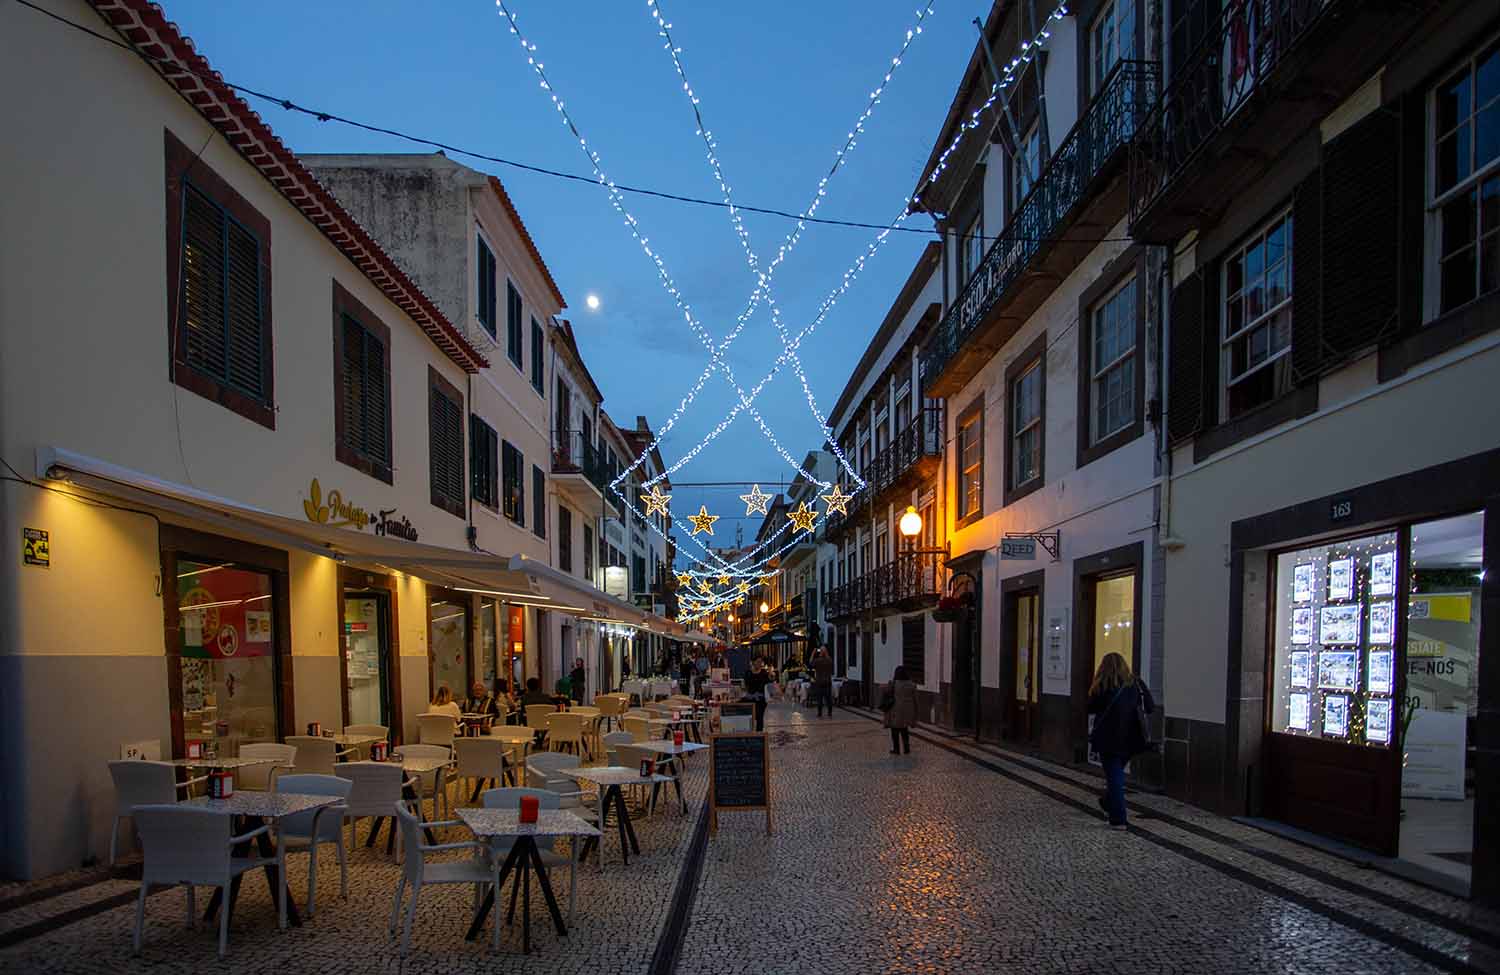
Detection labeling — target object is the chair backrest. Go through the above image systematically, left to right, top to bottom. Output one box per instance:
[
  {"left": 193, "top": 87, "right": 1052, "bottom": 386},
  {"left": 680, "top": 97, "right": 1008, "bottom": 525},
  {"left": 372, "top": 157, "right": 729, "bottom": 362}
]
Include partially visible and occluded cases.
[
  {"left": 525, "top": 704, "right": 556, "bottom": 728},
  {"left": 570, "top": 706, "right": 600, "bottom": 719},
  {"left": 546, "top": 713, "right": 585, "bottom": 742},
  {"left": 417, "top": 714, "right": 455, "bottom": 748},
  {"left": 622, "top": 717, "right": 652, "bottom": 742},
  {"left": 343, "top": 724, "right": 388, "bottom": 739},
  {"left": 601, "top": 731, "right": 633, "bottom": 767},
  {"left": 285, "top": 736, "right": 339, "bottom": 775},
  {"left": 452, "top": 738, "right": 506, "bottom": 778},
  {"left": 237, "top": 742, "right": 297, "bottom": 791},
  {"left": 398, "top": 743, "right": 451, "bottom": 764},
  {"left": 616, "top": 744, "right": 656, "bottom": 773},
  {"left": 525, "top": 752, "right": 580, "bottom": 791},
  {"left": 108, "top": 760, "right": 180, "bottom": 815},
  {"left": 335, "top": 761, "right": 407, "bottom": 817},
  {"left": 274, "top": 773, "right": 350, "bottom": 839},
  {"left": 479, "top": 786, "right": 559, "bottom": 853},
  {"left": 392, "top": 801, "right": 427, "bottom": 884},
  {"left": 133, "top": 804, "right": 233, "bottom": 885}
]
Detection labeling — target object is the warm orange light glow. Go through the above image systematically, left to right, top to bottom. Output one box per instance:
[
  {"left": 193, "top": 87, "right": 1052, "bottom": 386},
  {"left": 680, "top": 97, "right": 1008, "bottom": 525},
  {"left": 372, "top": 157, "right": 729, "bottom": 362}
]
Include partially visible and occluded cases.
[
  {"left": 899, "top": 505, "right": 922, "bottom": 538},
  {"left": 759, "top": 601, "right": 769, "bottom": 614}
]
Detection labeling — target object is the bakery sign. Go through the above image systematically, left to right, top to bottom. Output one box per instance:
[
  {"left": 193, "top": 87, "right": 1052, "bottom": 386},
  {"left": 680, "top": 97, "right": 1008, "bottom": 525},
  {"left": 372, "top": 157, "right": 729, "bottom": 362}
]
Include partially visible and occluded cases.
[{"left": 302, "top": 478, "right": 418, "bottom": 541}]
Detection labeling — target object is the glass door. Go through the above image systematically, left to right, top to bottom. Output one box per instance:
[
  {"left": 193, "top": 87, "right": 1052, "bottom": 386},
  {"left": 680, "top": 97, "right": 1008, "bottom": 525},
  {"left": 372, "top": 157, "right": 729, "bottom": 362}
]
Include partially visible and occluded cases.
[
  {"left": 1008, "top": 591, "right": 1041, "bottom": 742},
  {"left": 343, "top": 592, "right": 390, "bottom": 728}
]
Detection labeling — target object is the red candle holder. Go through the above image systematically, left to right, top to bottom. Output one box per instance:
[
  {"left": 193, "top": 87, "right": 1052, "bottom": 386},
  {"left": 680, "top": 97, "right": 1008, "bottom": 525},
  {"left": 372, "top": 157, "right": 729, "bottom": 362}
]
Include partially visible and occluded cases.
[
  {"left": 306, "top": 721, "right": 322, "bottom": 737},
  {"left": 673, "top": 730, "right": 685, "bottom": 747},
  {"left": 186, "top": 739, "right": 205, "bottom": 760},
  {"left": 370, "top": 740, "right": 389, "bottom": 762},
  {"left": 209, "top": 770, "right": 234, "bottom": 799},
  {"left": 518, "top": 794, "right": 539, "bottom": 824}
]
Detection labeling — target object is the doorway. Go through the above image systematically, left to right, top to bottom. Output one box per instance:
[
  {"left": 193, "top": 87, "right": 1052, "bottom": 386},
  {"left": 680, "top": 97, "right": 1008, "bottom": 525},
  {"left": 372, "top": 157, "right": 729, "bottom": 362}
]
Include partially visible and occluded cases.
[
  {"left": 1073, "top": 543, "right": 1143, "bottom": 763},
  {"left": 1004, "top": 588, "right": 1042, "bottom": 743},
  {"left": 342, "top": 591, "right": 392, "bottom": 729},
  {"left": 861, "top": 631, "right": 874, "bottom": 707}
]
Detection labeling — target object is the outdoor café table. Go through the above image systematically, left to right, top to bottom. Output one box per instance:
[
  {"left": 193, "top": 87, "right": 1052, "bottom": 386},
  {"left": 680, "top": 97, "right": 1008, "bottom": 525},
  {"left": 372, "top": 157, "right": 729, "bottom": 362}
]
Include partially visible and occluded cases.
[
  {"left": 659, "top": 715, "right": 705, "bottom": 743},
  {"left": 488, "top": 725, "right": 535, "bottom": 785},
  {"left": 329, "top": 733, "right": 383, "bottom": 749},
  {"left": 630, "top": 740, "right": 706, "bottom": 812},
  {"left": 165, "top": 756, "right": 277, "bottom": 770},
  {"left": 559, "top": 766, "right": 672, "bottom": 866},
  {"left": 187, "top": 792, "right": 340, "bottom": 928},
  {"left": 459, "top": 808, "right": 599, "bottom": 953}
]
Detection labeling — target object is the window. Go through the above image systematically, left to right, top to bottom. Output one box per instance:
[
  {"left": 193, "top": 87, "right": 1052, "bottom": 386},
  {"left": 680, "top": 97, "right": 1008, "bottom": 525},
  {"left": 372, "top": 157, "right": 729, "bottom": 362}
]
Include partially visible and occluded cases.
[
  {"left": 1089, "top": 0, "right": 1136, "bottom": 96},
  {"left": 1432, "top": 41, "right": 1500, "bottom": 316},
  {"left": 1012, "top": 123, "right": 1041, "bottom": 213},
  {"left": 166, "top": 131, "right": 274, "bottom": 429},
  {"left": 1222, "top": 210, "right": 1294, "bottom": 418},
  {"left": 959, "top": 211, "right": 985, "bottom": 285},
  {"left": 477, "top": 236, "right": 498, "bottom": 338},
  {"left": 1089, "top": 276, "right": 1138, "bottom": 444},
  {"left": 506, "top": 281, "right": 523, "bottom": 366},
  {"left": 332, "top": 282, "right": 392, "bottom": 483},
  {"left": 530, "top": 317, "right": 545, "bottom": 391},
  {"left": 1006, "top": 338, "right": 1045, "bottom": 501},
  {"left": 428, "top": 368, "right": 465, "bottom": 517},
  {"left": 956, "top": 408, "right": 982, "bottom": 520},
  {"left": 470, "top": 415, "right": 499, "bottom": 509},
  {"left": 501, "top": 440, "right": 525, "bottom": 526},
  {"left": 532, "top": 465, "right": 546, "bottom": 538},
  {"left": 558, "top": 505, "right": 572, "bottom": 572},
  {"left": 584, "top": 523, "right": 594, "bottom": 582},
  {"left": 633, "top": 555, "right": 647, "bottom": 596},
  {"left": 174, "top": 557, "right": 280, "bottom": 752},
  {"left": 902, "top": 615, "right": 925, "bottom": 677}
]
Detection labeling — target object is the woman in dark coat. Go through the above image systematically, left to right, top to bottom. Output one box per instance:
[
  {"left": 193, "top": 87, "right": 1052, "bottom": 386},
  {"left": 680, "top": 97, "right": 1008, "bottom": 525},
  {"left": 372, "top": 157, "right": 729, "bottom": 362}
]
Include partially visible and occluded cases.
[
  {"left": 1087, "top": 652, "right": 1155, "bottom": 829},
  {"left": 882, "top": 665, "right": 919, "bottom": 755}
]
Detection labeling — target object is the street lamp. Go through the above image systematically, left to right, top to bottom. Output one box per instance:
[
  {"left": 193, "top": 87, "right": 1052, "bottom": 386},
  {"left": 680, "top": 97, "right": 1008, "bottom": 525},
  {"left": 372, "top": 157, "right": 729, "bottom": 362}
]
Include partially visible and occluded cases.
[
  {"left": 899, "top": 505, "right": 922, "bottom": 540},
  {"left": 759, "top": 600, "right": 769, "bottom": 614}
]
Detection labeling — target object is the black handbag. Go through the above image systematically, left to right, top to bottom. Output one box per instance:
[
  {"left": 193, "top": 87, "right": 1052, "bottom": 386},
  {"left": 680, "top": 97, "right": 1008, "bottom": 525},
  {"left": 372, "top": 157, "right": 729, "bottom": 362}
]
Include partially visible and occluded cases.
[{"left": 1132, "top": 681, "right": 1155, "bottom": 754}]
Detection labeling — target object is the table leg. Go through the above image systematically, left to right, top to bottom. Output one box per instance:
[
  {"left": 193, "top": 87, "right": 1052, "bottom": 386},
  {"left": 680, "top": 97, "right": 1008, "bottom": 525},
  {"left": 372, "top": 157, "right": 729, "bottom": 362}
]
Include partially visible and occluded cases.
[
  {"left": 612, "top": 787, "right": 640, "bottom": 854},
  {"left": 202, "top": 816, "right": 301, "bottom": 928},
  {"left": 365, "top": 817, "right": 383, "bottom": 848},
  {"left": 465, "top": 839, "right": 523, "bottom": 941},
  {"left": 520, "top": 841, "right": 532, "bottom": 954},
  {"left": 528, "top": 842, "right": 566, "bottom": 937}
]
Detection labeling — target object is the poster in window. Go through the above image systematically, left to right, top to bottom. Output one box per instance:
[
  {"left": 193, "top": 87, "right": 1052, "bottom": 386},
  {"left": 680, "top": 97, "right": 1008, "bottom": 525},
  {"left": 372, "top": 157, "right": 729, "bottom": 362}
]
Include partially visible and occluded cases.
[
  {"left": 1369, "top": 551, "right": 1396, "bottom": 597},
  {"left": 1327, "top": 558, "right": 1354, "bottom": 601},
  {"left": 1292, "top": 563, "right": 1314, "bottom": 603},
  {"left": 1368, "top": 601, "right": 1395, "bottom": 645},
  {"left": 1319, "top": 603, "right": 1361, "bottom": 645},
  {"left": 1291, "top": 607, "right": 1313, "bottom": 645},
  {"left": 245, "top": 610, "right": 272, "bottom": 643},
  {"left": 1367, "top": 650, "right": 1394, "bottom": 695},
  {"left": 1289, "top": 651, "right": 1311, "bottom": 689},
  {"left": 1317, "top": 651, "right": 1359, "bottom": 692},
  {"left": 1288, "top": 692, "right": 1310, "bottom": 731},
  {"left": 1323, "top": 693, "right": 1350, "bottom": 737},
  {"left": 1366, "top": 698, "right": 1393, "bottom": 744}
]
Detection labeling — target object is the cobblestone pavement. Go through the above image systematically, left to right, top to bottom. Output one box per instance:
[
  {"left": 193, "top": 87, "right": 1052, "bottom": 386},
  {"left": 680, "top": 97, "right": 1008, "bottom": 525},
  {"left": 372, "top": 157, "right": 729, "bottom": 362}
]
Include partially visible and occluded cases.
[
  {"left": 677, "top": 704, "right": 1500, "bottom": 975},
  {"left": 3, "top": 705, "right": 1498, "bottom": 975}
]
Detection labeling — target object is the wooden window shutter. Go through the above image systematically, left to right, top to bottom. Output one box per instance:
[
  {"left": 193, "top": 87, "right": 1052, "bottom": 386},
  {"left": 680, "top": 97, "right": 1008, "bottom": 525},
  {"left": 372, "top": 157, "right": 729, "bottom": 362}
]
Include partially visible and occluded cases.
[
  {"left": 1397, "top": 91, "right": 1427, "bottom": 333},
  {"left": 1290, "top": 170, "right": 1324, "bottom": 384},
  {"left": 181, "top": 186, "right": 228, "bottom": 380},
  {"left": 224, "top": 220, "right": 263, "bottom": 398},
  {"left": 1167, "top": 269, "right": 1207, "bottom": 444},
  {"left": 341, "top": 316, "right": 364, "bottom": 455},
  {"left": 363, "top": 333, "right": 388, "bottom": 464},
  {"left": 429, "top": 385, "right": 463, "bottom": 509},
  {"left": 533, "top": 465, "right": 546, "bottom": 538}
]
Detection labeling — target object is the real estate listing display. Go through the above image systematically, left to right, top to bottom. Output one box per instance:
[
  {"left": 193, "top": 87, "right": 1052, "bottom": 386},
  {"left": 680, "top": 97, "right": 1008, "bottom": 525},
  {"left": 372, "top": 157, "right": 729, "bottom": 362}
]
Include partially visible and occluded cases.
[{"left": 1269, "top": 530, "right": 1399, "bottom": 745}]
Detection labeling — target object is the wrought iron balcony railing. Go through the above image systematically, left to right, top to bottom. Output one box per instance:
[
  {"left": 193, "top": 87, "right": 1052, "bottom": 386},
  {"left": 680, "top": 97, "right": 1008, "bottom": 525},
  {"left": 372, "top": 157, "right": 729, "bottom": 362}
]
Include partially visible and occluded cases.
[
  {"left": 1130, "top": 0, "right": 1335, "bottom": 232},
  {"left": 922, "top": 61, "right": 1158, "bottom": 391},
  {"left": 865, "top": 407, "right": 943, "bottom": 499},
  {"left": 551, "top": 430, "right": 610, "bottom": 495},
  {"left": 825, "top": 552, "right": 943, "bottom": 621}
]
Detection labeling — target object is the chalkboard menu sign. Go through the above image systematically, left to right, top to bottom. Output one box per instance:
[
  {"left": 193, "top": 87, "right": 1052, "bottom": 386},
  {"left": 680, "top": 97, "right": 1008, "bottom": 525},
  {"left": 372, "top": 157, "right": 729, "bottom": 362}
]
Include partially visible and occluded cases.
[{"left": 709, "top": 732, "right": 771, "bottom": 834}]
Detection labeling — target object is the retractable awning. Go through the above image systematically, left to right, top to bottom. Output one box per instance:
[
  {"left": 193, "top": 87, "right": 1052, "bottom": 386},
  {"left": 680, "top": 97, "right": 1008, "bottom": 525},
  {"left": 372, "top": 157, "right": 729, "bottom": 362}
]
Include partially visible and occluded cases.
[{"left": 37, "top": 447, "right": 646, "bottom": 624}]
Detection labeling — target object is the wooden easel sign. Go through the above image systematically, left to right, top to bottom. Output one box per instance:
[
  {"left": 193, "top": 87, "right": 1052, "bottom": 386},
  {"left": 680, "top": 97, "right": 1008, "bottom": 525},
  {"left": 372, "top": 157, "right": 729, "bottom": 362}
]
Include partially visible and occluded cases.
[{"left": 708, "top": 731, "right": 771, "bottom": 834}]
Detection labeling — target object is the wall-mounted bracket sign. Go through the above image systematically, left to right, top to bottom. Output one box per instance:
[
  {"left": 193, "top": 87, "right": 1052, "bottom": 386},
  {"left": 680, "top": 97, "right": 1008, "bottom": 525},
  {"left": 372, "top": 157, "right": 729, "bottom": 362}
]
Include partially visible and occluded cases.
[
  {"left": 302, "top": 478, "right": 418, "bottom": 541},
  {"left": 1004, "top": 531, "right": 1060, "bottom": 562}
]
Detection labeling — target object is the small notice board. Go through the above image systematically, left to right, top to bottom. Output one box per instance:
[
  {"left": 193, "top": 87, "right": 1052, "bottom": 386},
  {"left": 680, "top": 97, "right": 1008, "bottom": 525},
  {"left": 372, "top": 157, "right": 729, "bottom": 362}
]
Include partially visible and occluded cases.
[{"left": 709, "top": 732, "right": 770, "bottom": 834}]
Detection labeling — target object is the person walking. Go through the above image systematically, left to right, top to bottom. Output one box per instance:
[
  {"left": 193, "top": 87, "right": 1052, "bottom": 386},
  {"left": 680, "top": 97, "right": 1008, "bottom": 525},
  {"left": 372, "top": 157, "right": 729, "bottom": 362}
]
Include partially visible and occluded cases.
[
  {"left": 810, "top": 647, "right": 835, "bottom": 718},
  {"left": 1087, "top": 652, "right": 1155, "bottom": 830},
  {"left": 569, "top": 657, "right": 587, "bottom": 704},
  {"left": 742, "top": 657, "right": 773, "bottom": 732},
  {"left": 881, "top": 665, "right": 918, "bottom": 754}
]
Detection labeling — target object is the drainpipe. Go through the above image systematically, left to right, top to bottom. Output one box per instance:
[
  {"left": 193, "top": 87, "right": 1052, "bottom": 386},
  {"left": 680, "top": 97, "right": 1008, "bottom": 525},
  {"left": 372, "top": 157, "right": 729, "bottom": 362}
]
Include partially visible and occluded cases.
[
  {"left": 1159, "top": 249, "right": 1183, "bottom": 550},
  {"left": 466, "top": 374, "right": 478, "bottom": 551}
]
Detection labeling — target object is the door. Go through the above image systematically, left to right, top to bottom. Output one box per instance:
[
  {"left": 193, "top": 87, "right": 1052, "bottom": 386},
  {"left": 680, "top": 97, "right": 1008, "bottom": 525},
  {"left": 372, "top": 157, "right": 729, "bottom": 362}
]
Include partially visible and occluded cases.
[
  {"left": 1005, "top": 590, "right": 1041, "bottom": 743},
  {"left": 343, "top": 591, "right": 391, "bottom": 728},
  {"left": 953, "top": 612, "right": 976, "bottom": 731},
  {"left": 861, "top": 632, "right": 874, "bottom": 707}
]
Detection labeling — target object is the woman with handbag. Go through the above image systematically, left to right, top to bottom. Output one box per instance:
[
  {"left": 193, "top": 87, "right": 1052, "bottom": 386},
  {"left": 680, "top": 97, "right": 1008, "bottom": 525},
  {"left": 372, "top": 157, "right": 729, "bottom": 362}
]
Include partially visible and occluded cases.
[
  {"left": 1086, "top": 652, "right": 1155, "bottom": 830},
  {"left": 882, "top": 665, "right": 918, "bottom": 755}
]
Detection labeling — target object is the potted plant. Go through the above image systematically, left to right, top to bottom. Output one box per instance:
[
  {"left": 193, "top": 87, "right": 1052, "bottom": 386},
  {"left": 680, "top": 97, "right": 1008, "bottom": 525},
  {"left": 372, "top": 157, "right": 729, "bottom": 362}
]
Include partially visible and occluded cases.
[{"left": 932, "top": 593, "right": 970, "bottom": 622}]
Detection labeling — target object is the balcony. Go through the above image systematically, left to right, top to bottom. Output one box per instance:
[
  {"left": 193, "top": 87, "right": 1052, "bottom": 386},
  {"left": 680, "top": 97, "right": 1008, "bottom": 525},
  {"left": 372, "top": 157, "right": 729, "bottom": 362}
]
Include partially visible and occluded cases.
[
  {"left": 1129, "top": 0, "right": 1434, "bottom": 242},
  {"left": 922, "top": 61, "right": 1159, "bottom": 397},
  {"left": 866, "top": 407, "right": 943, "bottom": 502},
  {"left": 550, "top": 430, "right": 609, "bottom": 513},
  {"left": 825, "top": 552, "right": 943, "bottom": 622}
]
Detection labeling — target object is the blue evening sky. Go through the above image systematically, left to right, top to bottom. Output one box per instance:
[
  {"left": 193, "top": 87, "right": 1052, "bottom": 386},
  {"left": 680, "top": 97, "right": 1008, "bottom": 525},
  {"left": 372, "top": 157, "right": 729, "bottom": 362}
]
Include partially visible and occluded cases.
[{"left": 163, "top": 1, "right": 974, "bottom": 541}]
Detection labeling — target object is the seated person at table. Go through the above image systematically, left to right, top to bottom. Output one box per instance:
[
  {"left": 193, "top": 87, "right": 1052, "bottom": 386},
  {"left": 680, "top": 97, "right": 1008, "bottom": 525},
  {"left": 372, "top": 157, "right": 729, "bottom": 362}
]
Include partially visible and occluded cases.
[
  {"left": 518, "top": 677, "right": 554, "bottom": 721},
  {"left": 493, "top": 678, "right": 519, "bottom": 712},
  {"left": 463, "top": 680, "right": 498, "bottom": 721},
  {"left": 429, "top": 684, "right": 462, "bottom": 718}
]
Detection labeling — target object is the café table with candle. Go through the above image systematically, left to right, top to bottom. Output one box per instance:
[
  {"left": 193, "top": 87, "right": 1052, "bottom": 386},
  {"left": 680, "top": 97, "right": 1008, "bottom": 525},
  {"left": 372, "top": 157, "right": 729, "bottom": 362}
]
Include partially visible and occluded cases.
[
  {"left": 625, "top": 740, "right": 705, "bottom": 813},
  {"left": 559, "top": 766, "right": 672, "bottom": 866},
  {"left": 186, "top": 791, "right": 341, "bottom": 928},
  {"left": 458, "top": 807, "right": 599, "bottom": 953}
]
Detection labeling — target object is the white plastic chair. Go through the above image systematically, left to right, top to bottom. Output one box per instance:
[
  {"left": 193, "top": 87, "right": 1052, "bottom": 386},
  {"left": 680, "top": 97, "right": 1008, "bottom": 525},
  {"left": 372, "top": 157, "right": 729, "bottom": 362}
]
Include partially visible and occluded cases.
[
  {"left": 417, "top": 713, "right": 456, "bottom": 750},
  {"left": 601, "top": 731, "right": 633, "bottom": 768},
  {"left": 285, "top": 736, "right": 354, "bottom": 775},
  {"left": 452, "top": 738, "right": 508, "bottom": 804},
  {"left": 236, "top": 743, "right": 296, "bottom": 792},
  {"left": 399, "top": 744, "right": 454, "bottom": 820},
  {"left": 107, "top": 760, "right": 205, "bottom": 865},
  {"left": 336, "top": 761, "right": 413, "bottom": 855},
  {"left": 273, "top": 773, "right": 350, "bottom": 916},
  {"left": 480, "top": 787, "right": 580, "bottom": 929},
  {"left": 388, "top": 802, "right": 494, "bottom": 956},
  {"left": 131, "top": 804, "right": 280, "bottom": 958}
]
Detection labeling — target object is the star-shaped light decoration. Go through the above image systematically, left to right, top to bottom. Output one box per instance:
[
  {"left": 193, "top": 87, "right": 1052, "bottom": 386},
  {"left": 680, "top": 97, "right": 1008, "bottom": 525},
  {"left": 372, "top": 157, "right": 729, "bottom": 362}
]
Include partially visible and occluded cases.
[
  {"left": 642, "top": 483, "right": 672, "bottom": 519},
  {"left": 739, "top": 483, "right": 772, "bottom": 516},
  {"left": 820, "top": 484, "right": 853, "bottom": 516},
  {"left": 788, "top": 500, "right": 818, "bottom": 533},
  {"left": 688, "top": 504, "right": 720, "bottom": 536},
  {"left": 675, "top": 571, "right": 693, "bottom": 587},
  {"left": 717, "top": 573, "right": 733, "bottom": 587},
  {"left": 698, "top": 575, "right": 717, "bottom": 594},
  {"left": 738, "top": 581, "right": 752, "bottom": 594}
]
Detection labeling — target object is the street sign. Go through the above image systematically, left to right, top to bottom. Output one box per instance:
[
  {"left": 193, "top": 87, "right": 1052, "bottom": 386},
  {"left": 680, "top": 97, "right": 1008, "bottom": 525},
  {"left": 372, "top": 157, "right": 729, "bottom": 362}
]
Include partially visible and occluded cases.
[{"left": 1001, "top": 537, "right": 1036, "bottom": 560}]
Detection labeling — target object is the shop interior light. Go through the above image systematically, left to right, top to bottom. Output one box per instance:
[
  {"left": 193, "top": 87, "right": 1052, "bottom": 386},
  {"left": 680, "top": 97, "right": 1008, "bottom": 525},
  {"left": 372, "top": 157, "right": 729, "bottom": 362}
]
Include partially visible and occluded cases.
[
  {"left": 177, "top": 562, "right": 233, "bottom": 579},
  {"left": 453, "top": 587, "right": 550, "bottom": 600}
]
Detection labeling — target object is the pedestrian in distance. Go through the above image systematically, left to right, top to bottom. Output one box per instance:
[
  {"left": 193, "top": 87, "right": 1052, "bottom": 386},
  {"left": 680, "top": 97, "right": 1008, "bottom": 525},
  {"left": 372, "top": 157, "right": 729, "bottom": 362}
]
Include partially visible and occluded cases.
[
  {"left": 810, "top": 647, "right": 835, "bottom": 717},
  {"left": 1087, "top": 651, "right": 1156, "bottom": 830},
  {"left": 742, "top": 656, "right": 773, "bottom": 732},
  {"left": 569, "top": 657, "right": 587, "bottom": 704},
  {"left": 881, "top": 665, "right": 918, "bottom": 755}
]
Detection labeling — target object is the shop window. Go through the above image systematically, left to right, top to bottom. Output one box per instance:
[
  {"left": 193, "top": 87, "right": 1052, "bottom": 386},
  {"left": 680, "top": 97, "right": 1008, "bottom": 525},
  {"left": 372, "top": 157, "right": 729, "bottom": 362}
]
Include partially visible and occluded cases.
[
  {"left": 1090, "top": 0, "right": 1136, "bottom": 96},
  {"left": 1430, "top": 39, "right": 1500, "bottom": 317},
  {"left": 1221, "top": 210, "right": 1294, "bottom": 419},
  {"left": 477, "top": 236, "right": 497, "bottom": 339},
  {"left": 1088, "top": 276, "right": 1138, "bottom": 445},
  {"left": 506, "top": 281, "right": 523, "bottom": 367},
  {"left": 332, "top": 282, "right": 392, "bottom": 484},
  {"left": 530, "top": 317, "right": 545, "bottom": 391},
  {"left": 428, "top": 368, "right": 465, "bottom": 518},
  {"left": 470, "top": 415, "right": 499, "bottom": 510},
  {"left": 502, "top": 440, "right": 525, "bottom": 526},
  {"left": 1269, "top": 530, "right": 1400, "bottom": 745},
  {"left": 177, "top": 560, "right": 278, "bottom": 755},
  {"left": 1092, "top": 573, "right": 1136, "bottom": 678},
  {"left": 429, "top": 595, "right": 470, "bottom": 703},
  {"left": 480, "top": 599, "right": 499, "bottom": 688}
]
